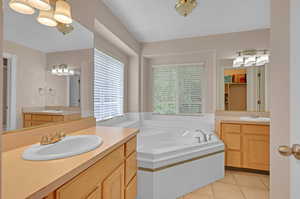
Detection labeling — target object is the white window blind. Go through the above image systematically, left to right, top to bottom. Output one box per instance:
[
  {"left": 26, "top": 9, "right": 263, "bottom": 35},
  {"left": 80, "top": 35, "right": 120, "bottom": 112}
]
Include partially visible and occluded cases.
[
  {"left": 94, "top": 49, "right": 124, "bottom": 121},
  {"left": 153, "top": 64, "right": 205, "bottom": 114}
]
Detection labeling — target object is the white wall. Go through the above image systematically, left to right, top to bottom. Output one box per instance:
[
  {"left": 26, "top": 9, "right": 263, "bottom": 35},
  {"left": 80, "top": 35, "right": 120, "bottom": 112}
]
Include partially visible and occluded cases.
[
  {"left": 142, "top": 29, "right": 270, "bottom": 113},
  {"left": 3, "top": 41, "right": 47, "bottom": 128},
  {"left": 46, "top": 49, "right": 93, "bottom": 117}
]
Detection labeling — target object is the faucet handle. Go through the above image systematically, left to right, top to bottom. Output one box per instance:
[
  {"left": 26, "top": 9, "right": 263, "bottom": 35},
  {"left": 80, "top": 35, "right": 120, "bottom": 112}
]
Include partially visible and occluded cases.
[{"left": 41, "top": 136, "right": 49, "bottom": 145}]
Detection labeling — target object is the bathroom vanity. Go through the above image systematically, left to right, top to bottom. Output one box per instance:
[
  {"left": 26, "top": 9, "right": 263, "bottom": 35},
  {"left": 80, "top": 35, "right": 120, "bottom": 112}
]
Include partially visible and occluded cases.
[
  {"left": 23, "top": 110, "right": 81, "bottom": 128},
  {"left": 2, "top": 120, "right": 138, "bottom": 199},
  {"left": 220, "top": 120, "right": 270, "bottom": 171}
]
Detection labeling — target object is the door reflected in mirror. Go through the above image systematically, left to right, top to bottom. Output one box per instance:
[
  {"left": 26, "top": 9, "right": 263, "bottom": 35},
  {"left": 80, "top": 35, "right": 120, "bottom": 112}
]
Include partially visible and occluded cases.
[{"left": 217, "top": 64, "right": 269, "bottom": 112}]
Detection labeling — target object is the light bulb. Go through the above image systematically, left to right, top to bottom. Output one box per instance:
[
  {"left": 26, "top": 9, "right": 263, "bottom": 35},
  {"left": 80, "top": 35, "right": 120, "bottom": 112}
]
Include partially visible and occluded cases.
[
  {"left": 9, "top": 0, "right": 35, "bottom": 15},
  {"left": 28, "top": 0, "right": 51, "bottom": 10},
  {"left": 54, "top": 0, "right": 72, "bottom": 24},
  {"left": 37, "top": 9, "right": 58, "bottom": 27}
]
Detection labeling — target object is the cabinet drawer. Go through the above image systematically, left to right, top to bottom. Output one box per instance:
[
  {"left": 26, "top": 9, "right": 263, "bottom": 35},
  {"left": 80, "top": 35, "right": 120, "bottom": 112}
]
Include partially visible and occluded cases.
[
  {"left": 24, "top": 114, "right": 32, "bottom": 121},
  {"left": 32, "top": 114, "right": 53, "bottom": 121},
  {"left": 52, "top": 115, "right": 64, "bottom": 122},
  {"left": 24, "top": 121, "right": 32, "bottom": 128},
  {"left": 31, "top": 121, "right": 49, "bottom": 126},
  {"left": 222, "top": 124, "right": 241, "bottom": 134},
  {"left": 242, "top": 125, "right": 269, "bottom": 135},
  {"left": 125, "top": 137, "right": 137, "bottom": 157},
  {"left": 56, "top": 146, "right": 124, "bottom": 199},
  {"left": 125, "top": 152, "right": 137, "bottom": 185},
  {"left": 125, "top": 176, "right": 137, "bottom": 199}
]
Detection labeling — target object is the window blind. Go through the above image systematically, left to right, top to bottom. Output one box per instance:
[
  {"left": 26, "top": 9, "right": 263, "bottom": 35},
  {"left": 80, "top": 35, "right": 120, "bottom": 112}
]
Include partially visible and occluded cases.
[
  {"left": 94, "top": 49, "right": 124, "bottom": 121},
  {"left": 153, "top": 64, "right": 204, "bottom": 114}
]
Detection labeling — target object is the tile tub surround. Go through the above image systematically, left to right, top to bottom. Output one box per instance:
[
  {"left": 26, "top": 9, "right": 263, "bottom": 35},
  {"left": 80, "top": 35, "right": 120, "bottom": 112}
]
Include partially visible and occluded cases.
[{"left": 179, "top": 170, "right": 269, "bottom": 199}]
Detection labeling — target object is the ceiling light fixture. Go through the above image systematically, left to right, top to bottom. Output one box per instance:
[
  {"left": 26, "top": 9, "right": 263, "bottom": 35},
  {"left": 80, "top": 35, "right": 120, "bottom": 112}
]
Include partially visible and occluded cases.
[
  {"left": 8, "top": 0, "right": 73, "bottom": 32},
  {"left": 9, "top": 0, "right": 35, "bottom": 15},
  {"left": 175, "top": 0, "right": 197, "bottom": 17},
  {"left": 233, "top": 49, "right": 270, "bottom": 68}
]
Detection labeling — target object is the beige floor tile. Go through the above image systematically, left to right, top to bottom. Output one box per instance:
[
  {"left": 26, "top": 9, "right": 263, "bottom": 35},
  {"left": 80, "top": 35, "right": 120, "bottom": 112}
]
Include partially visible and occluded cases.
[
  {"left": 218, "top": 171, "right": 236, "bottom": 185},
  {"left": 233, "top": 174, "right": 266, "bottom": 189},
  {"left": 259, "top": 175, "right": 270, "bottom": 188},
  {"left": 212, "top": 182, "right": 245, "bottom": 199},
  {"left": 192, "top": 184, "right": 214, "bottom": 196},
  {"left": 241, "top": 187, "right": 269, "bottom": 199},
  {"left": 184, "top": 193, "right": 214, "bottom": 199}
]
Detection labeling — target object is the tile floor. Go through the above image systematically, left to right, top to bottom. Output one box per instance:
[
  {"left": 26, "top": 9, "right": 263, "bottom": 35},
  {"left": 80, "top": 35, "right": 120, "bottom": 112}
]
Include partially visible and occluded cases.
[{"left": 178, "top": 170, "right": 269, "bottom": 199}]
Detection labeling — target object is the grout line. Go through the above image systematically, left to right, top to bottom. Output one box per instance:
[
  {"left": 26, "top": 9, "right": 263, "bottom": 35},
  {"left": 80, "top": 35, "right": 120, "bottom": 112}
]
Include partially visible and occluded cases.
[{"left": 231, "top": 173, "right": 248, "bottom": 199}]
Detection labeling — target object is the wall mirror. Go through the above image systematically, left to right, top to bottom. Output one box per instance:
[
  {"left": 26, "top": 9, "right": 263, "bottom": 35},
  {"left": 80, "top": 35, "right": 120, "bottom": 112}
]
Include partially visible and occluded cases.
[
  {"left": 2, "top": 0, "right": 94, "bottom": 131},
  {"left": 217, "top": 61, "right": 270, "bottom": 112}
]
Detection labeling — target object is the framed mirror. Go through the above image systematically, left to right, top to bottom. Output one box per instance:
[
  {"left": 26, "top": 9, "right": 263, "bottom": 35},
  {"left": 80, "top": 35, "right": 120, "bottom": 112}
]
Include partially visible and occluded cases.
[
  {"left": 2, "top": 1, "right": 94, "bottom": 131},
  {"left": 217, "top": 59, "right": 270, "bottom": 112}
]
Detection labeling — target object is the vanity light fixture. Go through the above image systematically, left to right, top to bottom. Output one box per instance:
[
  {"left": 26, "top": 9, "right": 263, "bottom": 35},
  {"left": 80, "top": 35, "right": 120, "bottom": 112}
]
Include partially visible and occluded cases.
[
  {"left": 9, "top": 0, "right": 35, "bottom": 15},
  {"left": 9, "top": 0, "right": 73, "bottom": 32},
  {"left": 28, "top": 0, "right": 51, "bottom": 11},
  {"left": 54, "top": 0, "right": 72, "bottom": 24},
  {"left": 175, "top": 0, "right": 198, "bottom": 17},
  {"left": 37, "top": 9, "right": 58, "bottom": 27},
  {"left": 233, "top": 49, "right": 270, "bottom": 68},
  {"left": 51, "top": 64, "right": 75, "bottom": 76}
]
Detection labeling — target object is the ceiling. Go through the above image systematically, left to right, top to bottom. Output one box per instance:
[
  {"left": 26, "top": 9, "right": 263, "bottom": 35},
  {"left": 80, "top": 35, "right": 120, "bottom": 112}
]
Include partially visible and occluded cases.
[
  {"left": 3, "top": 0, "right": 94, "bottom": 53},
  {"left": 103, "top": 0, "right": 270, "bottom": 42}
]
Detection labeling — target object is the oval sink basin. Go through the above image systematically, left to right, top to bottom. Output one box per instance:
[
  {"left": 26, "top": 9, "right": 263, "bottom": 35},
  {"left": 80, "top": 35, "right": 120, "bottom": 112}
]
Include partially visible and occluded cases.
[{"left": 22, "top": 135, "right": 103, "bottom": 161}]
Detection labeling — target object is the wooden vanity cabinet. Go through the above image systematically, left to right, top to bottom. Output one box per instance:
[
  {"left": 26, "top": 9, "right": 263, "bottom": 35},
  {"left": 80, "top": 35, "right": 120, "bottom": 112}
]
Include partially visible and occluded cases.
[
  {"left": 23, "top": 113, "right": 81, "bottom": 128},
  {"left": 220, "top": 122, "right": 270, "bottom": 171},
  {"left": 44, "top": 136, "right": 137, "bottom": 199}
]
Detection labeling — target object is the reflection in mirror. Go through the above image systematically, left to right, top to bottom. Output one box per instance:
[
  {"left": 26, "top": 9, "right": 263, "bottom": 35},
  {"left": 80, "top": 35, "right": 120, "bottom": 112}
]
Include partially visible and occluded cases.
[
  {"left": 2, "top": 0, "right": 94, "bottom": 131},
  {"left": 217, "top": 63, "right": 269, "bottom": 112}
]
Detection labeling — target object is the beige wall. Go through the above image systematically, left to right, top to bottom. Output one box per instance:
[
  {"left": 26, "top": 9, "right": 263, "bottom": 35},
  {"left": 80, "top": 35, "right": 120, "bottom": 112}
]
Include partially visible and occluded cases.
[
  {"left": 71, "top": 0, "right": 141, "bottom": 113},
  {"left": 270, "top": 0, "right": 290, "bottom": 198},
  {"left": 142, "top": 29, "right": 270, "bottom": 113},
  {"left": 3, "top": 41, "right": 47, "bottom": 128},
  {"left": 46, "top": 49, "right": 93, "bottom": 117}
]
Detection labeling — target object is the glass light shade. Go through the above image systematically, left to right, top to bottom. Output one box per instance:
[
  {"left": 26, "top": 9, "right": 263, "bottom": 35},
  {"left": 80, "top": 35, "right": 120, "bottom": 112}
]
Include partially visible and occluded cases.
[
  {"left": 9, "top": 0, "right": 35, "bottom": 15},
  {"left": 28, "top": 0, "right": 51, "bottom": 11},
  {"left": 54, "top": 0, "right": 72, "bottom": 24},
  {"left": 175, "top": 0, "right": 197, "bottom": 17},
  {"left": 37, "top": 10, "right": 58, "bottom": 27},
  {"left": 256, "top": 54, "right": 269, "bottom": 66},
  {"left": 233, "top": 56, "right": 244, "bottom": 68},
  {"left": 244, "top": 56, "right": 256, "bottom": 67}
]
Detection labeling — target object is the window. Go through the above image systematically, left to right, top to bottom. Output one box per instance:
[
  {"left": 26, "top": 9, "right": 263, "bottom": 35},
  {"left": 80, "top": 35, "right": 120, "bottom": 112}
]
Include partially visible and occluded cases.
[
  {"left": 94, "top": 49, "right": 124, "bottom": 121},
  {"left": 153, "top": 64, "right": 205, "bottom": 114}
]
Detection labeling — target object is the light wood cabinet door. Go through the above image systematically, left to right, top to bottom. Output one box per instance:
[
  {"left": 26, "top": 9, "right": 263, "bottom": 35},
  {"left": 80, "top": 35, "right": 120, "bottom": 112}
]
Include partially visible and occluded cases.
[
  {"left": 243, "top": 134, "right": 269, "bottom": 171},
  {"left": 103, "top": 165, "right": 125, "bottom": 199},
  {"left": 125, "top": 176, "right": 137, "bottom": 199},
  {"left": 87, "top": 187, "right": 101, "bottom": 199}
]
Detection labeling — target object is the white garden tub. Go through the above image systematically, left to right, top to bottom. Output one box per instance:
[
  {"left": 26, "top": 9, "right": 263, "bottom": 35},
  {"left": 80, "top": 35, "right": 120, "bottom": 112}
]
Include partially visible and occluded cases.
[{"left": 98, "top": 113, "right": 225, "bottom": 199}]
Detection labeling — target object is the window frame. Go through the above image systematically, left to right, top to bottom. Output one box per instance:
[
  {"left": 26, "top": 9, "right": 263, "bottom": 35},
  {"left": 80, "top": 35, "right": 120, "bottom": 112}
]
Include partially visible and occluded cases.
[
  {"left": 93, "top": 48, "right": 125, "bottom": 122},
  {"left": 151, "top": 63, "right": 206, "bottom": 115}
]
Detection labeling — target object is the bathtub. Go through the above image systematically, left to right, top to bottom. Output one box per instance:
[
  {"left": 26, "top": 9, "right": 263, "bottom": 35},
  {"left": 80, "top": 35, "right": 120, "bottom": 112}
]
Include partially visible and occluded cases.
[{"left": 98, "top": 113, "right": 225, "bottom": 199}]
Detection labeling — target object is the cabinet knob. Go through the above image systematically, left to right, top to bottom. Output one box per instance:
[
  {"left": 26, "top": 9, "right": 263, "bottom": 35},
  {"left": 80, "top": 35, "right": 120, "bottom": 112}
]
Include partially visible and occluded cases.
[{"left": 278, "top": 144, "right": 300, "bottom": 160}]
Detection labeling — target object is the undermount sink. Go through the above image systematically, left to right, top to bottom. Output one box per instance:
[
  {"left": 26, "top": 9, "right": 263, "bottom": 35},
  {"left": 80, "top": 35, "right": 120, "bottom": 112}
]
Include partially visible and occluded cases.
[
  {"left": 239, "top": 116, "right": 271, "bottom": 122},
  {"left": 22, "top": 135, "right": 103, "bottom": 161}
]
